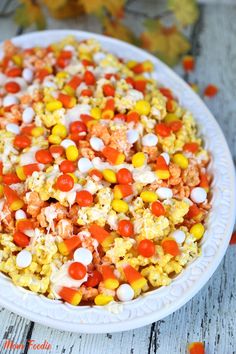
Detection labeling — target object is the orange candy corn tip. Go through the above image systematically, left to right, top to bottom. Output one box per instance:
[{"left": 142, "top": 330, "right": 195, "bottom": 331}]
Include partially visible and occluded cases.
[
  {"left": 102, "top": 146, "right": 125, "bottom": 165},
  {"left": 113, "top": 184, "right": 133, "bottom": 199},
  {"left": 3, "top": 185, "right": 24, "bottom": 211},
  {"left": 89, "top": 224, "right": 114, "bottom": 248},
  {"left": 58, "top": 236, "right": 81, "bottom": 256},
  {"left": 101, "top": 265, "right": 119, "bottom": 290},
  {"left": 123, "top": 265, "right": 147, "bottom": 291},
  {"left": 59, "top": 287, "right": 82, "bottom": 305},
  {"left": 188, "top": 342, "right": 205, "bottom": 354}
]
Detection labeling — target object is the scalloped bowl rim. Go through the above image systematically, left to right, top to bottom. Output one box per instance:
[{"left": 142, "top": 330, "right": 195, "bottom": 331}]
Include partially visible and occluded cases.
[{"left": 0, "top": 30, "right": 235, "bottom": 333}]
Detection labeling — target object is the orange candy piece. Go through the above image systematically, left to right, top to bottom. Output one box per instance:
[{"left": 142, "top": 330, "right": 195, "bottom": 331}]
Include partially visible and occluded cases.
[
  {"left": 182, "top": 55, "right": 195, "bottom": 72},
  {"left": 204, "top": 84, "right": 218, "bottom": 98},
  {"left": 58, "top": 93, "right": 75, "bottom": 108},
  {"left": 102, "top": 146, "right": 125, "bottom": 165},
  {"left": 156, "top": 156, "right": 168, "bottom": 170},
  {"left": 199, "top": 174, "right": 209, "bottom": 192},
  {"left": 113, "top": 184, "right": 133, "bottom": 199},
  {"left": 3, "top": 185, "right": 24, "bottom": 211},
  {"left": 16, "top": 219, "right": 34, "bottom": 233},
  {"left": 89, "top": 224, "right": 109, "bottom": 243},
  {"left": 57, "top": 236, "right": 81, "bottom": 256},
  {"left": 161, "top": 238, "right": 180, "bottom": 256},
  {"left": 101, "top": 265, "right": 119, "bottom": 289},
  {"left": 123, "top": 265, "right": 147, "bottom": 291},
  {"left": 59, "top": 287, "right": 82, "bottom": 305},
  {"left": 188, "top": 342, "right": 205, "bottom": 354}
]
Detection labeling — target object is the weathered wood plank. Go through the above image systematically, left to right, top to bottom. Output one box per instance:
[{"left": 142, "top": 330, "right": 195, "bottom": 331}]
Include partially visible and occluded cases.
[{"left": 0, "top": 2, "right": 235, "bottom": 354}]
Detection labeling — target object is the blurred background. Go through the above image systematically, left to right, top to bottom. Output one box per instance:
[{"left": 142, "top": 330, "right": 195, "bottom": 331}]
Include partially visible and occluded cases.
[{"left": 0, "top": 0, "right": 201, "bottom": 67}]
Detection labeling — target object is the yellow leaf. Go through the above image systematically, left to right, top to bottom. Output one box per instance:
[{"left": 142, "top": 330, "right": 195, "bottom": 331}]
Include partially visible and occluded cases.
[
  {"left": 15, "top": 0, "right": 46, "bottom": 30},
  {"left": 43, "top": 0, "right": 84, "bottom": 19},
  {"left": 79, "top": 0, "right": 126, "bottom": 18},
  {"left": 168, "top": 0, "right": 199, "bottom": 27},
  {"left": 103, "top": 18, "right": 137, "bottom": 44},
  {"left": 141, "top": 20, "right": 190, "bottom": 66}
]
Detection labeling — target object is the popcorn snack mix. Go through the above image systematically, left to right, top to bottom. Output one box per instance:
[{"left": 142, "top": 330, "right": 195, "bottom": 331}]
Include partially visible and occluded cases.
[{"left": 0, "top": 37, "right": 211, "bottom": 306}]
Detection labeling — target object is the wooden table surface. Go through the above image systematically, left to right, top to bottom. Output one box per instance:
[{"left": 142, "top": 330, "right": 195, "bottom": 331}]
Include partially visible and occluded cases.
[{"left": 0, "top": 1, "right": 235, "bottom": 353}]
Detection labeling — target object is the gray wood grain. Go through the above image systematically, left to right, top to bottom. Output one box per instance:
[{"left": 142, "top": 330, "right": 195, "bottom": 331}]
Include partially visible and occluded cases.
[{"left": 0, "top": 2, "right": 235, "bottom": 354}]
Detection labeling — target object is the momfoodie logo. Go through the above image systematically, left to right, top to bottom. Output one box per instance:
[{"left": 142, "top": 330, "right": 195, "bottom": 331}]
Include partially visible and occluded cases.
[{"left": 3, "top": 339, "right": 51, "bottom": 350}]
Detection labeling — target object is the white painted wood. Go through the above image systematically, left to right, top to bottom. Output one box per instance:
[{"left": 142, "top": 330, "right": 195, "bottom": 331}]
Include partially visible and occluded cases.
[{"left": 0, "top": 2, "right": 235, "bottom": 354}]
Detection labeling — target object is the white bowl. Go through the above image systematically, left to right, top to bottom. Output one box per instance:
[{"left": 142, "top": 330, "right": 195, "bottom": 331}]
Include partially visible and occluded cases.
[{"left": 0, "top": 30, "right": 235, "bottom": 333}]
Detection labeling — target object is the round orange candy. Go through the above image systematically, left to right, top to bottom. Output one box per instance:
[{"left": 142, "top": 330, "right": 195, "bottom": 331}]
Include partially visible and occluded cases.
[
  {"left": 5, "top": 81, "right": 21, "bottom": 93},
  {"left": 155, "top": 123, "right": 171, "bottom": 137},
  {"left": 14, "top": 135, "right": 31, "bottom": 149},
  {"left": 35, "top": 149, "right": 53, "bottom": 164},
  {"left": 60, "top": 160, "right": 76, "bottom": 173},
  {"left": 117, "top": 168, "right": 133, "bottom": 184},
  {"left": 56, "top": 174, "right": 74, "bottom": 192},
  {"left": 76, "top": 190, "right": 93, "bottom": 207},
  {"left": 151, "top": 201, "right": 165, "bottom": 217},
  {"left": 118, "top": 220, "right": 134, "bottom": 237},
  {"left": 13, "top": 231, "right": 30, "bottom": 248},
  {"left": 138, "top": 239, "right": 155, "bottom": 258},
  {"left": 68, "top": 262, "right": 87, "bottom": 280}
]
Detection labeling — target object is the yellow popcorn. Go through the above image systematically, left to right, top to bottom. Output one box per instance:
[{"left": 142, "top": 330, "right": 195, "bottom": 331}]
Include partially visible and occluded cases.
[{"left": 167, "top": 200, "right": 189, "bottom": 225}]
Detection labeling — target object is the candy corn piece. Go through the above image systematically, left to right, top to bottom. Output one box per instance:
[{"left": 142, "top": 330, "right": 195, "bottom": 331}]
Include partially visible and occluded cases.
[
  {"left": 182, "top": 55, "right": 195, "bottom": 72},
  {"left": 67, "top": 75, "right": 82, "bottom": 90},
  {"left": 58, "top": 93, "right": 76, "bottom": 109},
  {"left": 101, "top": 98, "right": 115, "bottom": 119},
  {"left": 80, "top": 114, "right": 95, "bottom": 129},
  {"left": 102, "top": 146, "right": 125, "bottom": 165},
  {"left": 156, "top": 156, "right": 170, "bottom": 180},
  {"left": 16, "top": 164, "right": 40, "bottom": 181},
  {"left": 199, "top": 174, "right": 209, "bottom": 193},
  {"left": 113, "top": 184, "right": 133, "bottom": 199},
  {"left": 3, "top": 185, "right": 24, "bottom": 211},
  {"left": 186, "top": 204, "right": 203, "bottom": 222},
  {"left": 16, "top": 219, "right": 34, "bottom": 233},
  {"left": 89, "top": 224, "right": 114, "bottom": 249},
  {"left": 57, "top": 236, "right": 81, "bottom": 256},
  {"left": 161, "top": 238, "right": 180, "bottom": 257},
  {"left": 101, "top": 265, "right": 119, "bottom": 290},
  {"left": 123, "top": 265, "right": 147, "bottom": 291},
  {"left": 59, "top": 287, "right": 82, "bottom": 305},
  {"left": 94, "top": 294, "right": 114, "bottom": 306},
  {"left": 188, "top": 342, "right": 205, "bottom": 354}
]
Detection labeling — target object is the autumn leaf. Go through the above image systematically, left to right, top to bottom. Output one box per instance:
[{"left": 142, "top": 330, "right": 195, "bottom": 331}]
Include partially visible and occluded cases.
[
  {"left": 15, "top": 0, "right": 46, "bottom": 30},
  {"left": 43, "top": 0, "right": 84, "bottom": 19},
  {"left": 79, "top": 0, "right": 126, "bottom": 18},
  {"left": 168, "top": 0, "right": 199, "bottom": 27},
  {"left": 103, "top": 18, "right": 137, "bottom": 44},
  {"left": 140, "top": 19, "right": 190, "bottom": 66}
]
